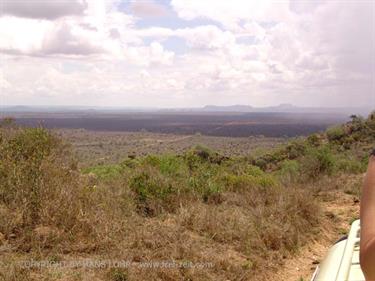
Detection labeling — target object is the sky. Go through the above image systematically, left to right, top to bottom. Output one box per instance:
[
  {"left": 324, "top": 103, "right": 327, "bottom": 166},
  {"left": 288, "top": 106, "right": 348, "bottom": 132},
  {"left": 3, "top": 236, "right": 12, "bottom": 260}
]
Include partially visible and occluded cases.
[{"left": 0, "top": 0, "right": 374, "bottom": 108}]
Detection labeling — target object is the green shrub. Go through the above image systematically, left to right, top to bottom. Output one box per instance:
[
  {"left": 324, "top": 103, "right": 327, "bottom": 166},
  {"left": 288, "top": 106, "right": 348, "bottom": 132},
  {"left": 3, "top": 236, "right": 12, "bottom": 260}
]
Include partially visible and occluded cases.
[
  {"left": 365, "top": 111, "right": 375, "bottom": 139},
  {"left": 367, "top": 111, "right": 375, "bottom": 126},
  {"left": 326, "top": 126, "right": 346, "bottom": 143},
  {"left": 307, "top": 134, "right": 321, "bottom": 147},
  {"left": 342, "top": 135, "right": 355, "bottom": 149},
  {"left": 252, "top": 140, "right": 307, "bottom": 171},
  {"left": 284, "top": 140, "right": 308, "bottom": 159},
  {"left": 184, "top": 145, "right": 227, "bottom": 169},
  {"left": 300, "top": 146, "right": 335, "bottom": 180},
  {"left": 142, "top": 154, "right": 187, "bottom": 177},
  {"left": 120, "top": 157, "right": 139, "bottom": 168},
  {"left": 252, "top": 157, "right": 269, "bottom": 170},
  {"left": 335, "top": 157, "right": 366, "bottom": 174},
  {"left": 278, "top": 160, "right": 301, "bottom": 184},
  {"left": 187, "top": 163, "right": 224, "bottom": 202},
  {"left": 83, "top": 164, "right": 124, "bottom": 180},
  {"left": 245, "top": 165, "right": 266, "bottom": 177},
  {"left": 129, "top": 168, "right": 183, "bottom": 215},
  {"left": 131, "top": 171, "right": 173, "bottom": 202},
  {"left": 222, "top": 171, "right": 276, "bottom": 193},
  {"left": 222, "top": 174, "right": 249, "bottom": 191},
  {"left": 201, "top": 181, "right": 223, "bottom": 203}
]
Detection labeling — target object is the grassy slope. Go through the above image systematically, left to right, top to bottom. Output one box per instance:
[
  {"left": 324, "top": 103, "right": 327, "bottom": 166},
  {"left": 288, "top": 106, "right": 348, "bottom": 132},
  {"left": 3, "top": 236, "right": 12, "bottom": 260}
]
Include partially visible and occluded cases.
[{"left": 0, "top": 112, "right": 373, "bottom": 281}]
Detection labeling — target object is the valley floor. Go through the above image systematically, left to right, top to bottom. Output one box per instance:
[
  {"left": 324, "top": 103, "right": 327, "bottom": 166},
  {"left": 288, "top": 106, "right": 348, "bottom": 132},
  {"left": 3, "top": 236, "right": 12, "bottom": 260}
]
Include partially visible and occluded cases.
[{"left": 55, "top": 129, "right": 285, "bottom": 167}]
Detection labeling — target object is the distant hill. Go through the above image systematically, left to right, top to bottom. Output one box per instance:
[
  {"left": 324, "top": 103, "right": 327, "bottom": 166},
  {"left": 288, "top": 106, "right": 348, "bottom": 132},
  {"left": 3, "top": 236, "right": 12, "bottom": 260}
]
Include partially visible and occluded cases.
[
  {"left": 0, "top": 104, "right": 372, "bottom": 116},
  {"left": 199, "top": 104, "right": 371, "bottom": 115},
  {"left": 201, "top": 104, "right": 296, "bottom": 113},
  {"left": 202, "top": 105, "right": 254, "bottom": 112}
]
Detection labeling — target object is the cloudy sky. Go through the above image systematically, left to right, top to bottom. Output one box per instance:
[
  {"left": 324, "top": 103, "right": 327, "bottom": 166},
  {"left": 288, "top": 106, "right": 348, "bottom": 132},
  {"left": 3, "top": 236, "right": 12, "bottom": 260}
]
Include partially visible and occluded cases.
[{"left": 0, "top": 0, "right": 374, "bottom": 108}]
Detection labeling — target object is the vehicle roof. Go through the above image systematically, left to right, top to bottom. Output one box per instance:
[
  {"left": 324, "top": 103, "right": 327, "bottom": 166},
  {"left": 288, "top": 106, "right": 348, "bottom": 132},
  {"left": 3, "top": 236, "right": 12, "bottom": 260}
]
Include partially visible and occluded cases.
[{"left": 312, "top": 220, "right": 365, "bottom": 281}]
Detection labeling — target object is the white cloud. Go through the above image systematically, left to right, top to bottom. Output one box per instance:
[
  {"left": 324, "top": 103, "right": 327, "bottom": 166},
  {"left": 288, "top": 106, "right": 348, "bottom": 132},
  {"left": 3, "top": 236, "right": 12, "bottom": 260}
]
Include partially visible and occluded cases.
[
  {"left": 0, "top": 0, "right": 373, "bottom": 107},
  {"left": 1, "top": 0, "right": 87, "bottom": 20},
  {"left": 130, "top": 0, "right": 169, "bottom": 18},
  {"left": 171, "top": 0, "right": 291, "bottom": 30},
  {"left": 0, "top": 16, "right": 52, "bottom": 54},
  {"left": 241, "top": 21, "right": 266, "bottom": 39},
  {"left": 41, "top": 22, "right": 105, "bottom": 56},
  {"left": 176, "top": 25, "right": 235, "bottom": 50},
  {"left": 135, "top": 27, "right": 174, "bottom": 38},
  {"left": 124, "top": 42, "right": 174, "bottom": 66},
  {"left": 0, "top": 70, "right": 11, "bottom": 91}
]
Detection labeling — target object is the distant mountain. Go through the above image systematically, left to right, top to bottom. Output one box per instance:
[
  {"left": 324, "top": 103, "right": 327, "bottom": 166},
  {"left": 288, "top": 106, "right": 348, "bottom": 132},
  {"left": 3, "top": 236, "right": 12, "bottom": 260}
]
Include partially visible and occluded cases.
[
  {"left": 1, "top": 104, "right": 372, "bottom": 116},
  {"left": 199, "top": 104, "right": 372, "bottom": 115},
  {"left": 201, "top": 104, "right": 299, "bottom": 112},
  {"left": 203, "top": 105, "right": 254, "bottom": 112}
]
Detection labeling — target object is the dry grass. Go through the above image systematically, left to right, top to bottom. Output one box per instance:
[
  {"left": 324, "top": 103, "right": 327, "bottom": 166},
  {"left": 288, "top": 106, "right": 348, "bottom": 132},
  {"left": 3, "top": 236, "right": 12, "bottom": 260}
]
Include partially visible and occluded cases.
[
  {"left": 2, "top": 111, "right": 373, "bottom": 280},
  {"left": 0, "top": 125, "right": 321, "bottom": 281}
]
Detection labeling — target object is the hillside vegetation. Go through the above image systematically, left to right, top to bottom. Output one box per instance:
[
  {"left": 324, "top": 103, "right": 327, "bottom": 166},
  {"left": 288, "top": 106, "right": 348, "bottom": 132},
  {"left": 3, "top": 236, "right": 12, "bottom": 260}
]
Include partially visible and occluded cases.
[{"left": 0, "top": 112, "right": 374, "bottom": 281}]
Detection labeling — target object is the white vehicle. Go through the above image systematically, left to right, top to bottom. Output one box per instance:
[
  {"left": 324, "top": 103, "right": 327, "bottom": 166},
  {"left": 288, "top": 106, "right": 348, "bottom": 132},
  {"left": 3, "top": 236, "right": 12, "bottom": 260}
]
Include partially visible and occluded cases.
[{"left": 311, "top": 220, "right": 365, "bottom": 281}]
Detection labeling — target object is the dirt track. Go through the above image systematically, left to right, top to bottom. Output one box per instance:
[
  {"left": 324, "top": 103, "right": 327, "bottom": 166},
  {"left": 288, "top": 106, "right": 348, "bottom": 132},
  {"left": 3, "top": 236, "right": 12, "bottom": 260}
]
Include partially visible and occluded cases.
[{"left": 270, "top": 175, "right": 362, "bottom": 281}]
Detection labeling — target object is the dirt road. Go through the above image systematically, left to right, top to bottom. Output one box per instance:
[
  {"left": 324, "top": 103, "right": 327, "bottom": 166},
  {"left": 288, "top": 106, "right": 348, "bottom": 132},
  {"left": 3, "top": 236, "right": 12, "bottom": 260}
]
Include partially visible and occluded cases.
[{"left": 270, "top": 176, "right": 362, "bottom": 281}]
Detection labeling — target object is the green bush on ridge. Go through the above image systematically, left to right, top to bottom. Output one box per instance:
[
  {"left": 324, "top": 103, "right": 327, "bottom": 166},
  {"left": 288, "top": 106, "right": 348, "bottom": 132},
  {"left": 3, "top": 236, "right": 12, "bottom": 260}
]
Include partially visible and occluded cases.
[
  {"left": 250, "top": 112, "right": 374, "bottom": 181},
  {"left": 326, "top": 126, "right": 346, "bottom": 144}
]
